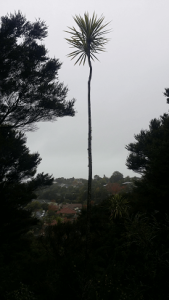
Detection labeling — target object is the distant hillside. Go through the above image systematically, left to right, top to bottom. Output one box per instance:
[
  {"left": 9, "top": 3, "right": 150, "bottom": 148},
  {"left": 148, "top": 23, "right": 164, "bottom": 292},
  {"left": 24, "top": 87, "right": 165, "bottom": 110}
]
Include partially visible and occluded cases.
[{"left": 36, "top": 172, "right": 139, "bottom": 204}]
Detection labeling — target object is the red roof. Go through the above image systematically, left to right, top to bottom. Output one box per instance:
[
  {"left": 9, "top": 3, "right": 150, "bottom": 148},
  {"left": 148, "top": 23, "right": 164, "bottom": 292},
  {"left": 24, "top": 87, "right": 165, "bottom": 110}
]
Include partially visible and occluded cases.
[
  {"left": 62, "top": 203, "right": 82, "bottom": 210},
  {"left": 57, "top": 207, "right": 76, "bottom": 215}
]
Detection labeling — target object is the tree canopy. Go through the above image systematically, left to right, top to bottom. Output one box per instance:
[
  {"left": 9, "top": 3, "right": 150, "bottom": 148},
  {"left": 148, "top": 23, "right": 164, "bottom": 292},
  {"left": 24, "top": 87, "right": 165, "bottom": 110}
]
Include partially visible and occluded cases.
[
  {"left": 0, "top": 11, "right": 75, "bottom": 131},
  {"left": 65, "top": 12, "right": 110, "bottom": 65},
  {"left": 126, "top": 113, "right": 169, "bottom": 213},
  {"left": 126, "top": 114, "right": 169, "bottom": 176},
  {"left": 0, "top": 126, "right": 53, "bottom": 246},
  {"left": 109, "top": 171, "right": 124, "bottom": 183}
]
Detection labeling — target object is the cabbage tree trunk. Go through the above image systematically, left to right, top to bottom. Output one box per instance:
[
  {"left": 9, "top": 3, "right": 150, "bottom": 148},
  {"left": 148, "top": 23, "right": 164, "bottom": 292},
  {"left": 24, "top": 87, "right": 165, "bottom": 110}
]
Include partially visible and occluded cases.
[{"left": 86, "top": 52, "right": 92, "bottom": 258}]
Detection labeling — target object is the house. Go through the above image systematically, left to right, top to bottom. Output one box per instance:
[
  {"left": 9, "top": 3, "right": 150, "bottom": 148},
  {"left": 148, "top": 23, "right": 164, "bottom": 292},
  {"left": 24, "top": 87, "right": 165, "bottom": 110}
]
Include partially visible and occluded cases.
[
  {"left": 62, "top": 203, "right": 82, "bottom": 212},
  {"left": 57, "top": 207, "right": 77, "bottom": 217}
]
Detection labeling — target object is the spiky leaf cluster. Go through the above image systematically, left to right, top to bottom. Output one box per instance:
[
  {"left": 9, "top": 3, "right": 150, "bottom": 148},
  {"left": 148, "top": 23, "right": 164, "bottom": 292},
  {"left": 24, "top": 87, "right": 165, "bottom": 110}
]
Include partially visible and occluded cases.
[{"left": 65, "top": 12, "right": 111, "bottom": 65}]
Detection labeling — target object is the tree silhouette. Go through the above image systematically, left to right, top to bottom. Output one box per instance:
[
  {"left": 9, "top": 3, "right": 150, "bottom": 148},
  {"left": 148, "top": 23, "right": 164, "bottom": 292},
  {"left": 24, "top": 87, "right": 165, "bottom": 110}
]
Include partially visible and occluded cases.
[
  {"left": 0, "top": 11, "right": 75, "bottom": 131},
  {"left": 65, "top": 12, "right": 110, "bottom": 256}
]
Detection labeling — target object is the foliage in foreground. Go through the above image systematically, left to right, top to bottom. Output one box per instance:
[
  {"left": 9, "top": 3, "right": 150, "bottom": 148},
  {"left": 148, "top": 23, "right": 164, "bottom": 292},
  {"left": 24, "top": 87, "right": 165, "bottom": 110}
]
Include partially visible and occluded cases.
[
  {"left": 2, "top": 111, "right": 169, "bottom": 299},
  {"left": 0, "top": 126, "right": 53, "bottom": 268},
  {"left": 1, "top": 193, "right": 169, "bottom": 300}
]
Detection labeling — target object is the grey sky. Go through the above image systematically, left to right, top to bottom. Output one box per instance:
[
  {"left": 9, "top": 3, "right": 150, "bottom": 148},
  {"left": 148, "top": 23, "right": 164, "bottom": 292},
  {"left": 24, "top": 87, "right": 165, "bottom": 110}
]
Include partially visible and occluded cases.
[{"left": 1, "top": 0, "right": 169, "bottom": 179}]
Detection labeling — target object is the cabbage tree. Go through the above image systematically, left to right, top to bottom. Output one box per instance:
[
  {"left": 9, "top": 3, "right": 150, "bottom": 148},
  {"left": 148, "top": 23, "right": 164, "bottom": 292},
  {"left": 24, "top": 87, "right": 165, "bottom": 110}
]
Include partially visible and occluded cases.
[{"left": 65, "top": 12, "right": 110, "bottom": 255}]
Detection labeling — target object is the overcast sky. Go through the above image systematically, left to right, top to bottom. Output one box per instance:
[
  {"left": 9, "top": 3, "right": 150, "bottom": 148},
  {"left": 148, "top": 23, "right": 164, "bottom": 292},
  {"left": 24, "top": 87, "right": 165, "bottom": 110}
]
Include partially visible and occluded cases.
[{"left": 1, "top": 0, "right": 169, "bottom": 179}]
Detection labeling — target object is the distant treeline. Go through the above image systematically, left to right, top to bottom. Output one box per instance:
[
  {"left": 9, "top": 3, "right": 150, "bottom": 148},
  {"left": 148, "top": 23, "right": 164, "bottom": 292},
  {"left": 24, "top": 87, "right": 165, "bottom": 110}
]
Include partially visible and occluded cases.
[{"left": 36, "top": 171, "right": 139, "bottom": 204}]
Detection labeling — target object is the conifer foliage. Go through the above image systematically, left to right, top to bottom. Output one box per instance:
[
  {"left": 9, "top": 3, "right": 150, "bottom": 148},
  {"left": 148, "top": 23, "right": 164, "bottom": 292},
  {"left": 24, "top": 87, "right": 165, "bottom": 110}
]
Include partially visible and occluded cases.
[
  {"left": 0, "top": 11, "right": 75, "bottom": 131},
  {"left": 126, "top": 113, "right": 169, "bottom": 213},
  {"left": 0, "top": 126, "right": 53, "bottom": 246}
]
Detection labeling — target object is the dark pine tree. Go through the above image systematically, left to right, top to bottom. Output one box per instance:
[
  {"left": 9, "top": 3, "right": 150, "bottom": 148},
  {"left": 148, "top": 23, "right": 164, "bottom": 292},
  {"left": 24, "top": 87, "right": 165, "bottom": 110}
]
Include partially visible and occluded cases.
[
  {"left": 0, "top": 11, "right": 75, "bottom": 131},
  {"left": 126, "top": 113, "right": 169, "bottom": 213},
  {"left": 0, "top": 126, "right": 53, "bottom": 253}
]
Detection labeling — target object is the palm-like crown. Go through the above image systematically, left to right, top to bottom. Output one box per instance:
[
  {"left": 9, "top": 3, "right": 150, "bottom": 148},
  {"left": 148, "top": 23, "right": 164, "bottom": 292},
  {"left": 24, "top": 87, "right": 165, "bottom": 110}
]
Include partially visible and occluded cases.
[{"left": 65, "top": 12, "right": 111, "bottom": 65}]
